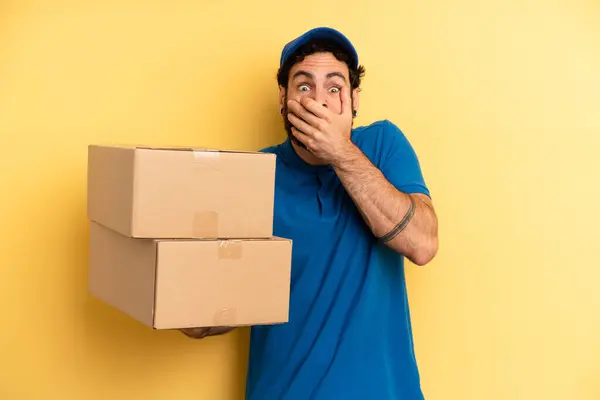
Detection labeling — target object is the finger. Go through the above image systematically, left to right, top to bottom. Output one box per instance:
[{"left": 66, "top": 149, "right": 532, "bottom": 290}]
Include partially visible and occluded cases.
[
  {"left": 340, "top": 85, "right": 352, "bottom": 116},
  {"left": 298, "top": 97, "right": 329, "bottom": 120},
  {"left": 288, "top": 100, "right": 322, "bottom": 126},
  {"left": 288, "top": 113, "right": 318, "bottom": 136},
  {"left": 291, "top": 127, "right": 313, "bottom": 149},
  {"left": 180, "top": 328, "right": 210, "bottom": 339}
]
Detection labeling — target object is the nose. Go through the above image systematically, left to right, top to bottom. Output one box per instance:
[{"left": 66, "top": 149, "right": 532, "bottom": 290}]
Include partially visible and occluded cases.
[{"left": 311, "top": 88, "right": 328, "bottom": 108}]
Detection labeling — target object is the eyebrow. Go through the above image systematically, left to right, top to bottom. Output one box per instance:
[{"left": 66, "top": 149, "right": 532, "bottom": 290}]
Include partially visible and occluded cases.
[
  {"left": 291, "top": 70, "right": 347, "bottom": 82},
  {"left": 292, "top": 70, "right": 314, "bottom": 81},
  {"left": 326, "top": 72, "right": 347, "bottom": 82}
]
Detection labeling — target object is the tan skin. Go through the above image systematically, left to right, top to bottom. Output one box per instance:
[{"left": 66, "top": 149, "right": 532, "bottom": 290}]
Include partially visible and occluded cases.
[{"left": 181, "top": 52, "right": 438, "bottom": 339}]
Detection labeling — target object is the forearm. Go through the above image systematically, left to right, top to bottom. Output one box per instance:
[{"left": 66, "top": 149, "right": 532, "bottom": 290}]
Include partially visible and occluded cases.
[{"left": 332, "top": 142, "right": 438, "bottom": 265}]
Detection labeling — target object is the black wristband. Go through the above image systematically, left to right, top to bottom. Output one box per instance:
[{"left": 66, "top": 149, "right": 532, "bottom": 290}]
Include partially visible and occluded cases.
[{"left": 378, "top": 194, "right": 416, "bottom": 243}]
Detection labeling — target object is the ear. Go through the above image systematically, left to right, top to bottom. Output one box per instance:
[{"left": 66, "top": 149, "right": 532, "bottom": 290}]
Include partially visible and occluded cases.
[
  {"left": 278, "top": 86, "right": 286, "bottom": 111},
  {"left": 352, "top": 88, "right": 360, "bottom": 115}
]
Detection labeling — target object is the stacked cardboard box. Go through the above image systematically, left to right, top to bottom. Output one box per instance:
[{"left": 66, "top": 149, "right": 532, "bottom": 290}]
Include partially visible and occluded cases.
[{"left": 86, "top": 145, "right": 292, "bottom": 330}]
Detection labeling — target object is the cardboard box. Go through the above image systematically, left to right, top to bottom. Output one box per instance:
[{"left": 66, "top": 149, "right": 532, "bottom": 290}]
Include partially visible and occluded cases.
[
  {"left": 87, "top": 145, "right": 276, "bottom": 239},
  {"left": 88, "top": 222, "right": 292, "bottom": 329}
]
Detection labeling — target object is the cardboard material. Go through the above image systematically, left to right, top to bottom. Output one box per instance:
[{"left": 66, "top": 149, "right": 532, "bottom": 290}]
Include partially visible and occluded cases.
[
  {"left": 87, "top": 145, "right": 276, "bottom": 239},
  {"left": 88, "top": 222, "right": 292, "bottom": 329}
]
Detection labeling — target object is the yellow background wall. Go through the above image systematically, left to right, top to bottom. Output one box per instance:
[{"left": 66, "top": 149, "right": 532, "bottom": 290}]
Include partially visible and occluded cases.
[{"left": 1, "top": 0, "right": 599, "bottom": 399}]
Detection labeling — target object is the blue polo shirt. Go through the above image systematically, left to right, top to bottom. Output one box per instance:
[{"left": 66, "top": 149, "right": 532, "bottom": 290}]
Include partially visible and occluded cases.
[{"left": 245, "top": 120, "right": 430, "bottom": 400}]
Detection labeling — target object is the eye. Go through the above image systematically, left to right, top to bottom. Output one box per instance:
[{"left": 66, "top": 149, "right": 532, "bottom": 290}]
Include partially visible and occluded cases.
[
  {"left": 298, "top": 84, "right": 310, "bottom": 92},
  {"left": 330, "top": 86, "right": 341, "bottom": 93}
]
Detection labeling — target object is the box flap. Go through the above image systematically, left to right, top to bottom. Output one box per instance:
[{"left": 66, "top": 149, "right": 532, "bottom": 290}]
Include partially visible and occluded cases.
[
  {"left": 88, "top": 144, "right": 271, "bottom": 155},
  {"left": 135, "top": 146, "right": 271, "bottom": 155},
  {"left": 152, "top": 236, "right": 292, "bottom": 243}
]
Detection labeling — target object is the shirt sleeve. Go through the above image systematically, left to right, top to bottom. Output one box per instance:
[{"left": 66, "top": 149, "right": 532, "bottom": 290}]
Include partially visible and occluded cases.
[{"left": 377, "top": 120, "right": 431, "bottom": 198}]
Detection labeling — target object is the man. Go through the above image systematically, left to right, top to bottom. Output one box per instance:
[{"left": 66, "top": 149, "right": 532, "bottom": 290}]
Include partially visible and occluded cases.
[{"left": 182, "top": 27, "right": 439, "bottom": 399}]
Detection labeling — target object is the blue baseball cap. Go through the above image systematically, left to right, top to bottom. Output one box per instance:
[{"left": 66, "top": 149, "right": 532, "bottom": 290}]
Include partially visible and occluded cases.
[{"left": 280, "top": 27, "right": 359, "bottom": 69}]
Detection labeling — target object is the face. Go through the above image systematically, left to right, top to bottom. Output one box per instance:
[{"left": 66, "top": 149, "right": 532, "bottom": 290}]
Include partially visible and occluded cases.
[{"left": 279, "top": 52, "right": 359, "bottom": 149}]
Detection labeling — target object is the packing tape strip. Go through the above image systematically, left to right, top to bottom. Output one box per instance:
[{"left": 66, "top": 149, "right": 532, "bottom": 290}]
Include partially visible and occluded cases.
[
  {"left": 192, "top": 150, "right": 220, "bottom": 169},
  {"left": 193, "top": 211, "right": 219, "bottom": 237},
  {"left": 218, "top": 240, "right": 243, "bottom": 259},
  {"left": 213, "top": 307, "right": 237, "bottom": 326}
]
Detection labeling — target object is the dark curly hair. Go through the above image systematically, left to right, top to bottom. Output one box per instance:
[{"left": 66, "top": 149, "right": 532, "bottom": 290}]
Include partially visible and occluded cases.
[{"left": 277, "top": 39, "right": 366, "bottom": 90}]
